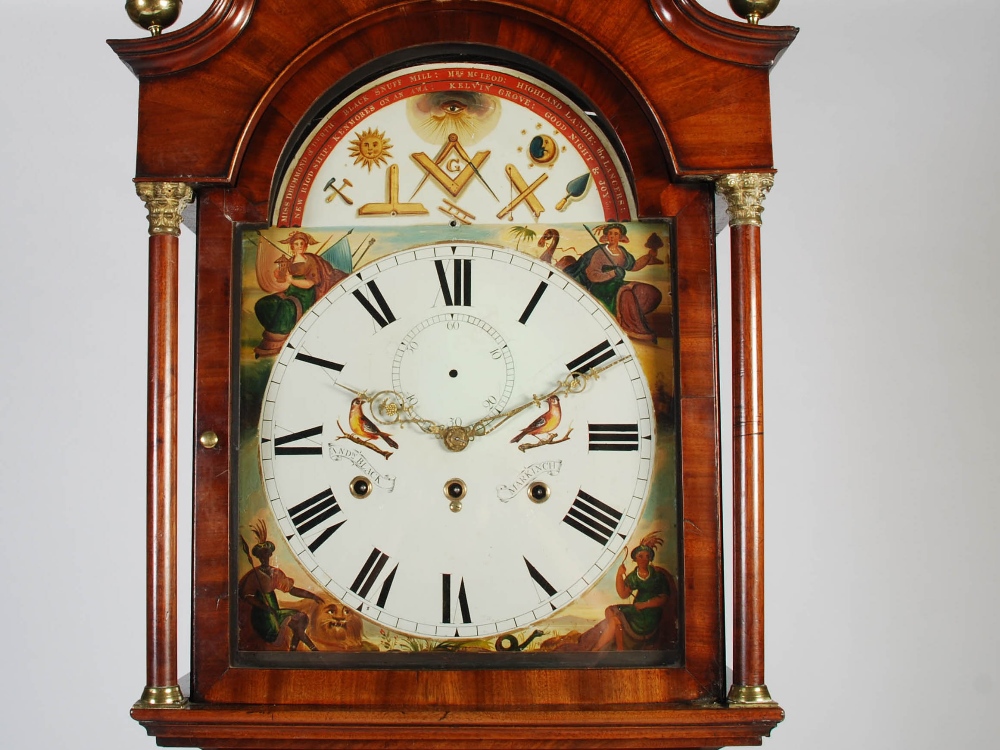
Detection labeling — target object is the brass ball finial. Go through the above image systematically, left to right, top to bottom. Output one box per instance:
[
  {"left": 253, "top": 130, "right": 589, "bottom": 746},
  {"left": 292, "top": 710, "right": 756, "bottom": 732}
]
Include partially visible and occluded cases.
[
  {"left": 125, "top": 0, "right": 183, "bottom": 37},
  {"left": 728, "top": 0, "right": 780, "bottom": 25}
]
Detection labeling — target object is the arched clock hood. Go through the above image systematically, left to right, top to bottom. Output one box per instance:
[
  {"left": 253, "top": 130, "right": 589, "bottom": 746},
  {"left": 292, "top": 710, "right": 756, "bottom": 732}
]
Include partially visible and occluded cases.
[{"left": 109, "top": 0, "right": 797, "bottom": 196}]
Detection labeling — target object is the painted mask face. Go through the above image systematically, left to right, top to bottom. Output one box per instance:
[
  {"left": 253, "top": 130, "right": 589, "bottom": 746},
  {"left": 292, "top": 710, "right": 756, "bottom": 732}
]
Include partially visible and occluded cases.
[{"left": 361, "top": 136, "right": 382, "bottom": 158}]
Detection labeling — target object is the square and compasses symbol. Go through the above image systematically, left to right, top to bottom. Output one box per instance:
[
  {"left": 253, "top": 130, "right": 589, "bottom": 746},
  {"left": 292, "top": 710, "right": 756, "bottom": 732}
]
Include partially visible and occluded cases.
[{"left": 411, "top": 133, "right": 497, "bottom": 200}]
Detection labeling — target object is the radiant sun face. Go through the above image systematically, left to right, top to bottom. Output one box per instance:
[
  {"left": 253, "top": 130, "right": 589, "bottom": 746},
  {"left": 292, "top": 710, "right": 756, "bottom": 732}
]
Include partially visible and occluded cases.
[{"left": 348, "top": 128, "right": 393, "bottom": 171}]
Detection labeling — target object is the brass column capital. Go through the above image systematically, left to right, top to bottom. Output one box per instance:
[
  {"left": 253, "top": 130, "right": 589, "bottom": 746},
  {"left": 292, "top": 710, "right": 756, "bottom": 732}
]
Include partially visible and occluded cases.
[
  {"left": 716, "top": 173, "right": 774, "bottom": 228},
  {"left": 136, "top": 182, "right": 194, "bottom": 237}
]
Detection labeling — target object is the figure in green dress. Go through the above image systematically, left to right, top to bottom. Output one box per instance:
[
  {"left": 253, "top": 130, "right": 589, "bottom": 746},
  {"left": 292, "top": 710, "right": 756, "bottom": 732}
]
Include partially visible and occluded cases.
[
  {"left": 561, "top": 224, "right": 665, "bottom": 343},
  {"left": 253, "top": 231, "right": 346, "bottom": 357},
  {"left": 238, "top": 520, "right": 323, "bottom": 651},
  {"left": 588, "top": 531, "right": 678, "bottom": 651}
]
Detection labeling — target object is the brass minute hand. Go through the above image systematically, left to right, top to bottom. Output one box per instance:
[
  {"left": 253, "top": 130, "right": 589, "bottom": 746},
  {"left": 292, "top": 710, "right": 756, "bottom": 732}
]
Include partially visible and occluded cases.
[{"left": 467, "top": 355, "right": 634, "bottom": 438}]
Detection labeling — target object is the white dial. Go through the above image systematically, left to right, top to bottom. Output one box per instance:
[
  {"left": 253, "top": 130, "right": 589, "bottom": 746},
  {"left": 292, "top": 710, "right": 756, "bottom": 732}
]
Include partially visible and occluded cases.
[{"left": 259, "top": 243, "right": 654, "bottom": 638}]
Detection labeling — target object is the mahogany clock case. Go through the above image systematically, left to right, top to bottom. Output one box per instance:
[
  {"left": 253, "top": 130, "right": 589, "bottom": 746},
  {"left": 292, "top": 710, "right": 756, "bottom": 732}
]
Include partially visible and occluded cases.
[
  {"left": 112, "top": 0, "right": 796, "bottom": 739},
  {"left": 199, "top": 50, "right": 721, "bottom": 704}
]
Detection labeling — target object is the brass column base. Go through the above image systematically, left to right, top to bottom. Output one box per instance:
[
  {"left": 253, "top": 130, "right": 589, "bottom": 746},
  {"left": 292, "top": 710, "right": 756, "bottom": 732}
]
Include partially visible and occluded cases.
[
  {"left": 135, "top": 684, "right": 187, "bottom": 708},
  {"left": 728, "top": 684, "right": 775, "bottom": 705}
]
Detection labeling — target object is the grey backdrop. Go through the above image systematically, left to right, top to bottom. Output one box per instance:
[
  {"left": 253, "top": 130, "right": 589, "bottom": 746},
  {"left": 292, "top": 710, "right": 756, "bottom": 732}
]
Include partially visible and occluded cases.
[{"left": 2, "top": 1, "right": 996, "bottom": 747}]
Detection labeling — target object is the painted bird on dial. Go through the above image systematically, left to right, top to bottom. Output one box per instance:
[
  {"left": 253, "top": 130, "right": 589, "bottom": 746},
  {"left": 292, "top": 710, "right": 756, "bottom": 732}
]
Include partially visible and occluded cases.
[
  {"left": 510, "top": 395, "right": 562, "bottom": 443},
  {"left": 349, "top": 397, "right": 399, "bottom": 448}
]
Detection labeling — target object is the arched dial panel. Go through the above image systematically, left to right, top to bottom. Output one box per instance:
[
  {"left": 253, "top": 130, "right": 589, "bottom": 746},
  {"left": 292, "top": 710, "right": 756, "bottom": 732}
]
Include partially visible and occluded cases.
[{"left": 273, "top": 63, "right": 636, "bottom": 228}]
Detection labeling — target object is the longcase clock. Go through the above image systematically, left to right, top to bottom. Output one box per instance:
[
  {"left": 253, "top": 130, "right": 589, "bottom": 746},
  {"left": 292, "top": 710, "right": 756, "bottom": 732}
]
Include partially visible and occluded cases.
[{"left": 111, "top": 0, "right": 797, "bottom": 747}]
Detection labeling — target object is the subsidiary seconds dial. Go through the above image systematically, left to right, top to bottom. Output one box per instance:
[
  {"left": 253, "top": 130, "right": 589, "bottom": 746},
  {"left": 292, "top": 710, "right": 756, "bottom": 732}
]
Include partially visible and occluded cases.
[
  {"left": 259, "top": 243, "right": 655, "bottom": 638},
  {"left": 391, "top": 310, "right": 516, "bottom": 426}
]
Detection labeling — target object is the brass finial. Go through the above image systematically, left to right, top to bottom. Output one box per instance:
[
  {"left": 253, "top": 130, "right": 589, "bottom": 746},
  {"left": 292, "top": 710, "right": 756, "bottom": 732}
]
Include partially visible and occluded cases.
[
  {"left": 125, "top": 0, "right": 183, "bottom": 37},
  {"left": 728, "top": 0, "right": 780, "bottom": 25}
]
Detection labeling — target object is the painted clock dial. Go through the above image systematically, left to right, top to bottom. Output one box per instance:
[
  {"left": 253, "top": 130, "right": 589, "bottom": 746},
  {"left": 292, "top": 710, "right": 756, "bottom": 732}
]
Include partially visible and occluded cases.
[
  {"left": 274, "top": 63, "right": 635, "bottom": 228},
  {"left": 259, "top": 243, "right": 654, "bottom": 638}
]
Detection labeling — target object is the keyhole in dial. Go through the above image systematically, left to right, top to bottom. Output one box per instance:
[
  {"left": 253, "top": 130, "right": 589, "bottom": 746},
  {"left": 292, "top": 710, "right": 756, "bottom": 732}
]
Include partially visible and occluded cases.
[
  {"left": 449, "top": 369, "right": 458, "bottom": 378},
  {"left": 350, "top": 476, "right": 373, "bottom": 499},
  {"left": 444, "top": 478, "right": 467, "bottom": 512},
  {"left": 529, "top": 482, "right": 551, "bottom": 504}
]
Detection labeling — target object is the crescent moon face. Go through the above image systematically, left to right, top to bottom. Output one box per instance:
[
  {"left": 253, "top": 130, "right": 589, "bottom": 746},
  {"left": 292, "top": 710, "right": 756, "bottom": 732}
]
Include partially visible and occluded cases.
[{"left": 528, "top": 134, "right": 559, "bottom": 165}]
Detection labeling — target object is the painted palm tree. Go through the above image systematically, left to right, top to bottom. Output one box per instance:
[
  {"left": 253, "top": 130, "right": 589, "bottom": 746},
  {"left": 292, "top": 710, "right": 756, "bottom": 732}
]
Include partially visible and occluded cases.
[{"left": 507, "top": 225, "right": 537, "bottom": 251}]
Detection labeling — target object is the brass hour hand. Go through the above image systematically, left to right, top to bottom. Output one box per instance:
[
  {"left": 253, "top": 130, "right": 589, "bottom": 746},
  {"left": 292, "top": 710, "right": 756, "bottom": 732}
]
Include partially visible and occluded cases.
[
  {"left": 331, "top": 380, "right": 367, "bottom": 399},
  {"left": 365, "top": 390, "right": 424, "bottom": 427}
]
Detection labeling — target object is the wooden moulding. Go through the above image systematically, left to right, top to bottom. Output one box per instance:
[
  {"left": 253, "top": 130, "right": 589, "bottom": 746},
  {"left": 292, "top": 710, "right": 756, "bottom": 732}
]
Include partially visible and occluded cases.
[
  {"left": 110, "top": 0, "right": 255, "bottom": 77},
  {"left": 648, "top": 0, "right": 798, "bottom": 67},
  {"left": 130, "top": 704, "right": 785, "bottom": 749}
]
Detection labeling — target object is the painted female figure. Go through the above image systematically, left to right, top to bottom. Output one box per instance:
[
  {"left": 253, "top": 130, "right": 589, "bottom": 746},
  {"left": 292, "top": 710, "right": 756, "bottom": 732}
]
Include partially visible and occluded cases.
[
  {"left": 562, "top": 224, "right": 664, "bottom": 343},
  {"left": 253, "top": 230, "right": 346, "bottom": 357}
]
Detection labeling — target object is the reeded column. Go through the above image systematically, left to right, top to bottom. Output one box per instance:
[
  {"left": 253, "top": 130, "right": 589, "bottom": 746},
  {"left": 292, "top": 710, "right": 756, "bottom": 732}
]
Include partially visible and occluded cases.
[
  {"left": 716, "top": 172, "right": 774, "bottom": 705},
  {"left": 135, "top": 181, "right": 194, "bottom": 708}
]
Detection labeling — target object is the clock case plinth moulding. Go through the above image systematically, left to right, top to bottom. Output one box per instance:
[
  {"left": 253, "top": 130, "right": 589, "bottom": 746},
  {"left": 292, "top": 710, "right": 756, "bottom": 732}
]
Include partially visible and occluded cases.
[{"left": 112, "top": 1, "right": 797, "bottom": 747}]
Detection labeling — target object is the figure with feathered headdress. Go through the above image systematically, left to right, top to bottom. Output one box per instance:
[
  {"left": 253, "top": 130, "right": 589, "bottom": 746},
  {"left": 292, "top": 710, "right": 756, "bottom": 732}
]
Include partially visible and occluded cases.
[
  {"left": 238, "top": 519, "right": 323, "bottom": 651},
  {"left": 586, "top": 530, "right": 678, "bottom": 651}
]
